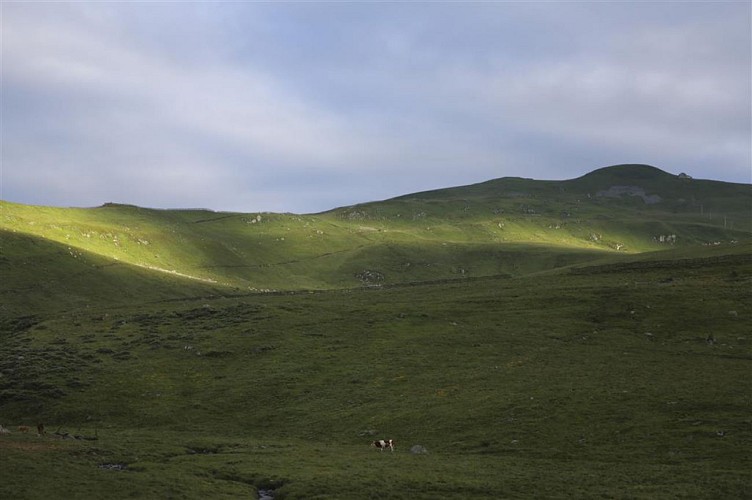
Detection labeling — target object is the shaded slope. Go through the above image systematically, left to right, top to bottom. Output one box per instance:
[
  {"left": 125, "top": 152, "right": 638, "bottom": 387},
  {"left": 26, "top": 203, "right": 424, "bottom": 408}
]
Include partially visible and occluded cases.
[
  {"left": 386, "top": 164, "right": 749, "bottom": 213},
  {"left": 0, "top": 230, "right": 225, "bottom": 318},
  {"left": 0, "top": 242, "right": 749, "bottom": 498}
]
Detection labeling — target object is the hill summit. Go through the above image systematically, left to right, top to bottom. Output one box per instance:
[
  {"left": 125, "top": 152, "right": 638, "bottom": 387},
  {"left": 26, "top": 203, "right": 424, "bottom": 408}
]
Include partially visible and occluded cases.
[
  {"left": 575, "top": 163, "right": 675, "bottom": 182},
  {"left": 379, "top": 164, "right": 743, "bottom": 207}
]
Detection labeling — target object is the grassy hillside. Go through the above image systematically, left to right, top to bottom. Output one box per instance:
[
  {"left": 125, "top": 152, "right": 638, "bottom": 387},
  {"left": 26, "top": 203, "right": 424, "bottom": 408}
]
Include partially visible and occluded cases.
[
  {"left": 1, "top": 164, "right": 750, "bottom": 498},
  {"left": 335, "top": 164, "right": 750, "bottom": 254},
  {"left": 2, "top": 165, "right": 749, "bottom": 298},
  {"left": 0, "top": 229, "right": 226, "bottom": 318},
  {"left": 0, "top": 243, "right": 750, "bottom": 498}
]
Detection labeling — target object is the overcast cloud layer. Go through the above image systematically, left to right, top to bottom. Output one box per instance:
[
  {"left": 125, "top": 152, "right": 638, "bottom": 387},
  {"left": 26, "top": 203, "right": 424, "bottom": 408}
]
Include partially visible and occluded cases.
[{"left": 2, "top": 2, "right": 750, "bottom": 213}]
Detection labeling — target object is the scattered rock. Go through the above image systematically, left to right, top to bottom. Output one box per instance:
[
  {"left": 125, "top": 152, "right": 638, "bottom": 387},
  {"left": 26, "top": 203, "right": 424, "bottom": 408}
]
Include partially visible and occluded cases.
[
  {"left": 596, "top": 185, "right": 662, "bottom": 204},
  {"left": 344, "top": 210, "right": 367, "bottom": 220},
  {"left": 655, "top": 234, "right": 677, "bottom": 244},
  {"left": 355, "top": 270, "right": 385, "bottom": 285},
  {"left": 410, "top": 445, "right": 428, "bottom": 454},
  {"left": 99, "top": 463, "right": 127, "bottom": 471}
]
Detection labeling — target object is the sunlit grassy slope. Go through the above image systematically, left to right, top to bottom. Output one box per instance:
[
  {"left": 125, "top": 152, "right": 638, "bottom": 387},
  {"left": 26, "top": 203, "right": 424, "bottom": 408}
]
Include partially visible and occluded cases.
[
  {"left": 1, "top": 164, "right": 751, "bottom": 498},
  {"left": 2, "top": 165, "right": 749, "bottom": 298}
]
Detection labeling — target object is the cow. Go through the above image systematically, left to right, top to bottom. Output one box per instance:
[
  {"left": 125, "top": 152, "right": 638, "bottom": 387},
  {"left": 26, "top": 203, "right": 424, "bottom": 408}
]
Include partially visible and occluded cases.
[
  {"left": 18, "top": 425, "right": 30, "bottom": 434},
  {"left": 371, "top": 439, "right": 394, "bottom": 452}
]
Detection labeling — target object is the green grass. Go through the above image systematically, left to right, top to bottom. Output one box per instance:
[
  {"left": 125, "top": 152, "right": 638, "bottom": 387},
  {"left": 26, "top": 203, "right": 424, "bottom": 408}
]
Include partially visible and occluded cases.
[
  {"left": 1, "top": 165, "right": 751, "bottom": 498},
  {"left": 2, "top": 165, "right": 749, "bottom": 295},
  {"left": 1, "top": 244, "right": 750, "bottom": 498}
]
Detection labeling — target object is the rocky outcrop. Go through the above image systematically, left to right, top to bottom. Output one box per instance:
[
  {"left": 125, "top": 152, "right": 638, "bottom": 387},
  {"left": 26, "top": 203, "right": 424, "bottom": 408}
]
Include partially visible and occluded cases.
[{"left": 596, "top": 185, "right": 662, "bottom": 204}]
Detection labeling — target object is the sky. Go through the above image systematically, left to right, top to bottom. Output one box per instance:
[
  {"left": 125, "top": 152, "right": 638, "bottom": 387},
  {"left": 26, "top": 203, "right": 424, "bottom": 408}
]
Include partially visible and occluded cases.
[{"left": 2, "top": 1, "right": 750, "bottom": 214}]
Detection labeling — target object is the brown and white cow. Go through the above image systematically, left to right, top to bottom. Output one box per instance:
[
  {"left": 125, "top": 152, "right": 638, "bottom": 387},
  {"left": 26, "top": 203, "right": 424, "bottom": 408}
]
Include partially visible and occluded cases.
[{"left": 371, "top": 439, "right": 394, "bottom": 452}]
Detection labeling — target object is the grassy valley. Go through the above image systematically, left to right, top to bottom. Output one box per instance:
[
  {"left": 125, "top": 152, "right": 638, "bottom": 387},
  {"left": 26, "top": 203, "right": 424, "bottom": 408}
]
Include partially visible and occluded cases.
[{"left": 1, "top": 164, "right": 750, "bottom": 498}]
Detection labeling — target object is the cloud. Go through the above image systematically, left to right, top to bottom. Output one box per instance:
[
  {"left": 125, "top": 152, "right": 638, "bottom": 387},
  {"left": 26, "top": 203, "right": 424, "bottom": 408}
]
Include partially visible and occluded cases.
[
  {"left": 2, "top": 2, "right": 750, "bottom": 213},
  {"left": 2, "top": 4, "right": 383, "bottom": 211},
  {"left": 3, "top": 5, "right": 362, "bottom": 163},
  {"left": 412, "top": 5, "right": 750, "bottom": 180}
]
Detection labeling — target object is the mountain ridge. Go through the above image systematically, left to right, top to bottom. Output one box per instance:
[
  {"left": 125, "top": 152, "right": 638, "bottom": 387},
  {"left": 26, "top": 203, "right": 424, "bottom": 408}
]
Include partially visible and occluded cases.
[
  {"left": 381, "top": 163, "right": 748, "bottom": 206},
  {"left": 2, "top": 164, "right": 750, "bottom": 302}
]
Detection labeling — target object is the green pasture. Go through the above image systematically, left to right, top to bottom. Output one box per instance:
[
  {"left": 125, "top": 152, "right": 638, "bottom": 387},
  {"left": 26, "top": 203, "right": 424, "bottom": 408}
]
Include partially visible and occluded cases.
[
  {"left": 1, "top": 165, "right": 750, "bottom": 498},
  {"left": 2, "top": 165, "right": 749, "bottom": 294},
  {"left": 1, "top": 244, "right": 750, "bottom": 498}
]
